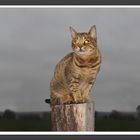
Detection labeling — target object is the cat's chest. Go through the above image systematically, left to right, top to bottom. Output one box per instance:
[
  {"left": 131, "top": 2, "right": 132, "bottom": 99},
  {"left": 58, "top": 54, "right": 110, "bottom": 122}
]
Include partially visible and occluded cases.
[{"left": 78, "top": 67, "right": 95, "bottom": 81}]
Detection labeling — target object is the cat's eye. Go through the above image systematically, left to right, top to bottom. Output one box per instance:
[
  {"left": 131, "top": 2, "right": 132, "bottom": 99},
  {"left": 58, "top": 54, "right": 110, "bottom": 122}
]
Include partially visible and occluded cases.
[{"left": 84, "top": 40, "right": 89, "bottom": 44}]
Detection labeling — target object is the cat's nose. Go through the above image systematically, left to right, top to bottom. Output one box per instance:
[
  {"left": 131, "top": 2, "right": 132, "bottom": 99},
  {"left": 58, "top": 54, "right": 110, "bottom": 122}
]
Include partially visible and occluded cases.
[
  {"left": 78, "top": 44, "right": 83, "bottom": 48},
  {"left": 79, "top": 47, "right": 85, "bottom": 51}
]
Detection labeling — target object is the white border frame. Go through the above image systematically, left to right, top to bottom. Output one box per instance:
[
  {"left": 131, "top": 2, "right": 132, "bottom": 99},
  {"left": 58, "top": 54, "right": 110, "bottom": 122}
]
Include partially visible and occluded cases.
[
  {"left": 0, "top": 5, "right": 140, "bottom": 135},
  {"left": 0, "top": 5, "right": 140, "bottom": 8},
  {"left": 0, "top": 132, "right": 140, "bottom": 135}
]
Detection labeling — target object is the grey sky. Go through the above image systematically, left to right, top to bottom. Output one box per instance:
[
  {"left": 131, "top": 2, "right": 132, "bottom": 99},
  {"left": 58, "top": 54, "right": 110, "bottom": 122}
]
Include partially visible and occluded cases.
[{"left": 0, "top": 8, "right": 140, "bottom": 112}]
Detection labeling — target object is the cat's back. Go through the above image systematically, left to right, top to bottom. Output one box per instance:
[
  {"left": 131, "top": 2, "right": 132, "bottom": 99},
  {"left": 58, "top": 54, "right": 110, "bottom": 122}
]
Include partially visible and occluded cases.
[
  {"left": 53, "top": 52, "right": 74, "bottom": 79},
  {"left": 56, "top": 52, "right": 73, "bottom": 68}
]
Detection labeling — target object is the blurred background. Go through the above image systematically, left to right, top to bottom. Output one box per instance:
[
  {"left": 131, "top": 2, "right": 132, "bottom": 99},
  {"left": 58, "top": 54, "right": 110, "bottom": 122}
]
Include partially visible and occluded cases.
[{"left": 0, "top": 7, "right": 140, "bottom": 131}]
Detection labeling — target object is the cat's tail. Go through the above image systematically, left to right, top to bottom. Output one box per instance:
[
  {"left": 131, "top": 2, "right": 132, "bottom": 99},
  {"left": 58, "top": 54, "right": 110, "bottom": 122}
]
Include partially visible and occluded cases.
[{"left": 45, "top": 99, "right": 51, "bottom": 105}]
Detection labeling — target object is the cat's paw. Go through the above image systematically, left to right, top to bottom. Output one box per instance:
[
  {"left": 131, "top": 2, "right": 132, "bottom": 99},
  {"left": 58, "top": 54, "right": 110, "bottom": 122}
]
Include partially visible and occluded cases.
[
  {"left": 71, "top": 93, "right": 83, "bottom": 104},
  {"left": 61, "top": 94, "right": 73, "bottom": 105},
  {"left": 82, "top": 95, "right": 90, "bottom": 103},
  {"left": 73, "top": 97, "right": 84, "bottom": 104},
  {"left": 63, "top": 100, "right": 73, "bottom": 105}
]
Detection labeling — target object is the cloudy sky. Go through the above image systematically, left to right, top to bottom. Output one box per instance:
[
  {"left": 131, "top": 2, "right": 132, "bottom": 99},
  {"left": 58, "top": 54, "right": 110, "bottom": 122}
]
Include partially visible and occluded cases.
[{"left": 0, "top": 7, "right": 140, "bottom": 112}]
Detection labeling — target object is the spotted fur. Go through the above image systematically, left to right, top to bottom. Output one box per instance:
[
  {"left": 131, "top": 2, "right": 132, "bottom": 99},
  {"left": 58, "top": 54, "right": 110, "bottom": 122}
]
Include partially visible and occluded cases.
[{"left": 50, "top": 26, "right": 101, "bottom": 105}]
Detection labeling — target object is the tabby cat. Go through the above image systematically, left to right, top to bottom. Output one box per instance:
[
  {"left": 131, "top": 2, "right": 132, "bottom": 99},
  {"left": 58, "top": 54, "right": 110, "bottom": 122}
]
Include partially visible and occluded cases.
[{"left": 50, "top": 26, "right": 101, "bottom": 105}]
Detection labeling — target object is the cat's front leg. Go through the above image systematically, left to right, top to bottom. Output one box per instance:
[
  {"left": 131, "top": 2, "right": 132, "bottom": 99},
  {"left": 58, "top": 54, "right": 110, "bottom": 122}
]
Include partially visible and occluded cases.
[
  {"left": 67, "top": 77, "right": 83, "bottom": 104},
  {"left": 82, "top": 78, "right": 95, "bottom": 102}
]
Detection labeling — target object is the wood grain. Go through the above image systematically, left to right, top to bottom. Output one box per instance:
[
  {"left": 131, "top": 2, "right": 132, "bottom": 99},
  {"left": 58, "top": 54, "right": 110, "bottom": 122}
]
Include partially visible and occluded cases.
[{"left": 51, "top": 102, "right": 94, "bottom": 131}]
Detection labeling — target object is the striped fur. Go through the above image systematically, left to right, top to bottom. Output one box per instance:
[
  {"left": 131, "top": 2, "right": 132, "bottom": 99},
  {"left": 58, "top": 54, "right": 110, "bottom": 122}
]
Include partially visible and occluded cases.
[{"left": 50, "top": 26, "right": 101, "bottom": 105}]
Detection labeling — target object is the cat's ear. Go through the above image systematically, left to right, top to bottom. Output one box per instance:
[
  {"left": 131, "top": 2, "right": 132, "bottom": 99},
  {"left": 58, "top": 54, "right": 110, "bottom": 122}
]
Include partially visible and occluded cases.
[
  {"left": 88, "top": 25, "right": 97, "bottom": 40},
  {"left": 69, "top": 26, "right": 77, "bottom": 39}
]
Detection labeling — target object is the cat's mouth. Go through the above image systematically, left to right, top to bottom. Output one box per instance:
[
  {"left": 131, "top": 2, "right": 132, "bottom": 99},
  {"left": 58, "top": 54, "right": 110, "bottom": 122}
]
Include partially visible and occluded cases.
[{"left": 74, "top": 50, "right": 92, "bottom": 55}]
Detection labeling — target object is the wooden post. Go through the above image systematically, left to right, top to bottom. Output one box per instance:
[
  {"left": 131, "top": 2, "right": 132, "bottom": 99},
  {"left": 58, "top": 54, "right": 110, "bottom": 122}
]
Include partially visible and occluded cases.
[{"left": 51, "top": 101, "right": 95, "bottom": 131}]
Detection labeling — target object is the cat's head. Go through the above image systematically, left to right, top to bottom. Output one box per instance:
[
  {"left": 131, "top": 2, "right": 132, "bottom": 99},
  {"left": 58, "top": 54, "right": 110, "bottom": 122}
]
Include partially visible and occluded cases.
[{"left": 69, "top": 26, "right": 97, "bottom": 56}]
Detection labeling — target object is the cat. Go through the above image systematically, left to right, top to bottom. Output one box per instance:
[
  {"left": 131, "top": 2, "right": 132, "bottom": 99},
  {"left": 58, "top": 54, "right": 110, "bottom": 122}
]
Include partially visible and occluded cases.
[{"left": 49, "top": 26, "right": 101, "bottom": 106}]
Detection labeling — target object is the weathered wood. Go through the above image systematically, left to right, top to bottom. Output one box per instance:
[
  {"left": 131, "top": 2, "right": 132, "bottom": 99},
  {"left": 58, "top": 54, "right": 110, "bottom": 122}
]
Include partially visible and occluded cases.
[{"left": 51, "top": 102, "right": 94, "bottom": 131}]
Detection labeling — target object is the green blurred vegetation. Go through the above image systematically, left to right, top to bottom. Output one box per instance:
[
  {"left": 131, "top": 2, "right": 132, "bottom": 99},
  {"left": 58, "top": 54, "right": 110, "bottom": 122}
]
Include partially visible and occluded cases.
[
  {"left": 0, "top": 109, "right": 140, "bottom": 131},
  {"left": 0, "top": 118, "right": 140, "bottom": 131},
  {"left": 95, "top": 118, "right": 140, "bottom": 131},
  {"left": 0, "top": 119, "right": 51, "bottom": 131}
]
